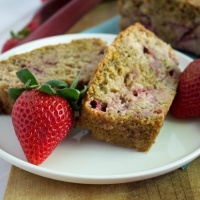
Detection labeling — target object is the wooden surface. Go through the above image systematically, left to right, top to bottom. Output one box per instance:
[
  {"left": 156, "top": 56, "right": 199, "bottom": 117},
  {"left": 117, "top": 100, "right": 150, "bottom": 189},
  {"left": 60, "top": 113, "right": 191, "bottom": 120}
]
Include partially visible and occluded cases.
[
  {"left": 4, "top": 1, "right": 200, "bottom": 199},
  {"left": 4, "top": 157, "right": 200, "bottom": 200}
]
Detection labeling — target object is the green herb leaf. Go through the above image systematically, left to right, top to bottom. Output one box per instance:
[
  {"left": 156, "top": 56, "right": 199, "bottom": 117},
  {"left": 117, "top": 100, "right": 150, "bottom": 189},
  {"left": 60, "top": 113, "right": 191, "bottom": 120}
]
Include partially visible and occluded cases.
[
  {"left": 16, "top": 68, "right": 38, "bottom": 86},
  {"left": 70, "top": 72, "right": 80, "bottom": 89},
  {"left": 45, "top": 80, "right": 68, "bottom": 88},
  {"left": 38, "top": 84, "right": 56, "bottom": 95},
  {"left": 8, "top": 88, "right": 26, "bottom": 100},
  {"left": 57, "top": 88, "right": 80, "bottom": 101}
]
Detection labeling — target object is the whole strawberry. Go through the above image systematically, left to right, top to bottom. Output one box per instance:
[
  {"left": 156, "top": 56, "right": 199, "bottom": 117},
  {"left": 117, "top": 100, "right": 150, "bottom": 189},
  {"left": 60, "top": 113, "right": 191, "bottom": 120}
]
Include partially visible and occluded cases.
[
  {"left": 2, "top": 37, "right": 21, "bottom": 53},
  {"left": 171, "top": 59, "right": 200, "bottom": 118},
  {"left": 9, "top": 68, "right": 86, "bottom": 165}
]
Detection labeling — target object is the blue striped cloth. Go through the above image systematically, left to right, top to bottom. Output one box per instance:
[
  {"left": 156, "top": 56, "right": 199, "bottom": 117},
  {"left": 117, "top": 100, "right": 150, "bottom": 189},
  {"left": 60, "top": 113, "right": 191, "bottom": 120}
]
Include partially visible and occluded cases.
[{"left": 82, "top": 16, "right": 120, "bottom": 34}]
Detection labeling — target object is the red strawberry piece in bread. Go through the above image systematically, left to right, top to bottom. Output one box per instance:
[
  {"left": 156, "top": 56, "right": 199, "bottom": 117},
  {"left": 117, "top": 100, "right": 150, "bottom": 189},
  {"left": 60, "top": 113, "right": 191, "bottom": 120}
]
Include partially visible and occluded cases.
[
  {"left": 171, "top": 59, "right": 200, "bottom": 118},
  {"left": 9, "top": 68, "right": 86, "bottom": 165}
]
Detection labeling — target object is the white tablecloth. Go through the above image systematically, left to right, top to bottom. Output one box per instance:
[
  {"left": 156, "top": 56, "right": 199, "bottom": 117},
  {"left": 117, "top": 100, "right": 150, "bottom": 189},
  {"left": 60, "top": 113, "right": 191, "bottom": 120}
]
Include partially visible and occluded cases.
[{"left": 0, "top": 1, "right": 41, "bottom": 199}]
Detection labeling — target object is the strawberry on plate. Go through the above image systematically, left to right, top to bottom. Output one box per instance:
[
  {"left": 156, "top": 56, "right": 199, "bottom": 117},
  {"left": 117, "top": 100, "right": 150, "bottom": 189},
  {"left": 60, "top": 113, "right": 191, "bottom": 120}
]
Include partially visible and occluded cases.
[
  {"left": 171, "top": 59, "right": 200, "bottom": 118},
  {"left": 9, "top": 68, "right": 86, "bottom": 165}
]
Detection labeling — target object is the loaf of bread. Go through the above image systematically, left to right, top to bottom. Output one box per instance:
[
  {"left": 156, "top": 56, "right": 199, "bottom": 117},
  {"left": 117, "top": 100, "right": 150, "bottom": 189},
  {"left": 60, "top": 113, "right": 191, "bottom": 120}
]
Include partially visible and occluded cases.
[
  {"left": 119, "top": 0, "right": 200, "bottom": 56},
  {"left": 77, "top": 23, "right": 181, "bottom": 151},
  {"left": 0, "top": 38, "right": 107, "bottom": 114}
]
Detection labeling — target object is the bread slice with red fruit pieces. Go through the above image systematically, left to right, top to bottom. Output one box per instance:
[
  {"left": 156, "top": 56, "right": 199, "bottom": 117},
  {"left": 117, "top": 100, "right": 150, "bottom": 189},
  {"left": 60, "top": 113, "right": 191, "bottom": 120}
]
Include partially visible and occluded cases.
[
  {"left": 119, "top": 0, "right": 200, "bottom": 56},
  {"left": 77, "top": 23, "right": 181, "bottom": 152},
  {"left": 0, "top": 38, "right": 107, "bottom": 114},
  {"left": 171, "top": 59, "right": 200, "bottom": 118},
  {"left": 9, "top": 68, "right": 86, "bottom": 165}
]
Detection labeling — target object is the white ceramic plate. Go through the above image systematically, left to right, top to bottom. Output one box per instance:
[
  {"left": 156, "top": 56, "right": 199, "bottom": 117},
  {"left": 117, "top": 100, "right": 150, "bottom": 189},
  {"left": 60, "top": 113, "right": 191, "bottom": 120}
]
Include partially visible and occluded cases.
[{"left": 0, "top": 33, "right": 199, "bottom": 184}]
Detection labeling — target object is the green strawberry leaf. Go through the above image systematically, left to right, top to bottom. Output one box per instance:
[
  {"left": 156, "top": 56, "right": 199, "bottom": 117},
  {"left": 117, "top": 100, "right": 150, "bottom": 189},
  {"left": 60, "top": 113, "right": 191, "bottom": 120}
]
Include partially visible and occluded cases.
[
  {"left": 10, "top": 28, "right": 30, "bottom": 39},
  {"left": 17, "top": 28, "right": 30, "bottom": 38},
  {"left": 10, "top": 31, "right": 16, "bottom": 38},
  {"left": 9, "top": 68, "right": 87, "bottom": 111},
  {"left": 16, "top": 68, "right": 38, "bottom": 86},
  {"left": 70, "top": 72, "right": 80, "bottom": 89},
  {"left": 24, "top": 79, "right": 38, "bottom": 89},
  {"left": 45, "top": 80, "right": 68, "bottom": 88},
  {"left": 38, "top": 84, "right": 56, "bottom": 95},
  {"left": 80, "top": 85, "right": 87, "bottom": 95},
  {"left": 8, "top": 88, "right": 26, "bottom": 100},
  {"left": 57, "top": 88, "right": 80, "bottom": 101},
  {"left": 69, "top": 100, "right": 80, "bottom": 111}
]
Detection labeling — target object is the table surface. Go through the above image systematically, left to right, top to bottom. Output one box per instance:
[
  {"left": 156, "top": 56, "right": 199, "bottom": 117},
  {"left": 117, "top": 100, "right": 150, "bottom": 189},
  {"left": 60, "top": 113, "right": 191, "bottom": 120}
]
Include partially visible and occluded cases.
[
  {"left": 2, "top": 0, "right": 200, "bottom": 199},
  {"left": 4, "top": 157, "right": 200, "bottom": 200}
]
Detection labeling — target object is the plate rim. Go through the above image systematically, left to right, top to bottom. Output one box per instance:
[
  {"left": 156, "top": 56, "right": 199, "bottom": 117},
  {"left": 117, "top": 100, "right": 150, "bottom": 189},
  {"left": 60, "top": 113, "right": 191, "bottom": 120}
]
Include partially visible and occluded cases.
[
  {"left": 0, "top": 33, "right": 117, "bottom": 61},
  {"left": 0, "top": 143, "right": 199, "bottom": 184}
]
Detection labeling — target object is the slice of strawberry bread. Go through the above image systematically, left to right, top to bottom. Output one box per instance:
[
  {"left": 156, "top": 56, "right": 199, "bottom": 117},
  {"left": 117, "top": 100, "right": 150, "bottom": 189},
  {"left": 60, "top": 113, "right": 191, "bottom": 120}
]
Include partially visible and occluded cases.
[
  {"left": 119, "top": 0, "right": 200, "bottom": 55},
  {"left": 77, "top": 23, "right": 181, "bottom": 151},
  {"left": 0, "top": 38, "right": 107, "bottom": 114}
]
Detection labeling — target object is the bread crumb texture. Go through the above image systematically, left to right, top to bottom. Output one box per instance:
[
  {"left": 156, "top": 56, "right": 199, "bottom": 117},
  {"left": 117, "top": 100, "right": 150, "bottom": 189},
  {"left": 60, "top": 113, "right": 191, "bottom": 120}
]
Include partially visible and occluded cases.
[
  {"left": 119, "top": 0, "right": 200, "bottom": 55},
  {"left": 78, "top": 23, "right": 181, "bottom": 151},
  {"left": 0, "top": 38, "right": 107, "bottom": 113}
]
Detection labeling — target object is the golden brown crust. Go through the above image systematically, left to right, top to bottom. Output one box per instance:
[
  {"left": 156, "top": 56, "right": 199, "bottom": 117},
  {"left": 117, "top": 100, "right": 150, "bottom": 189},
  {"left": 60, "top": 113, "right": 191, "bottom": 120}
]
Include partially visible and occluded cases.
[
  {"left": 77, "top": 23, "right": 181, "bottom": 151},
  {"left": 0, "top": 38, "right": 107, "bottom": 114}
]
